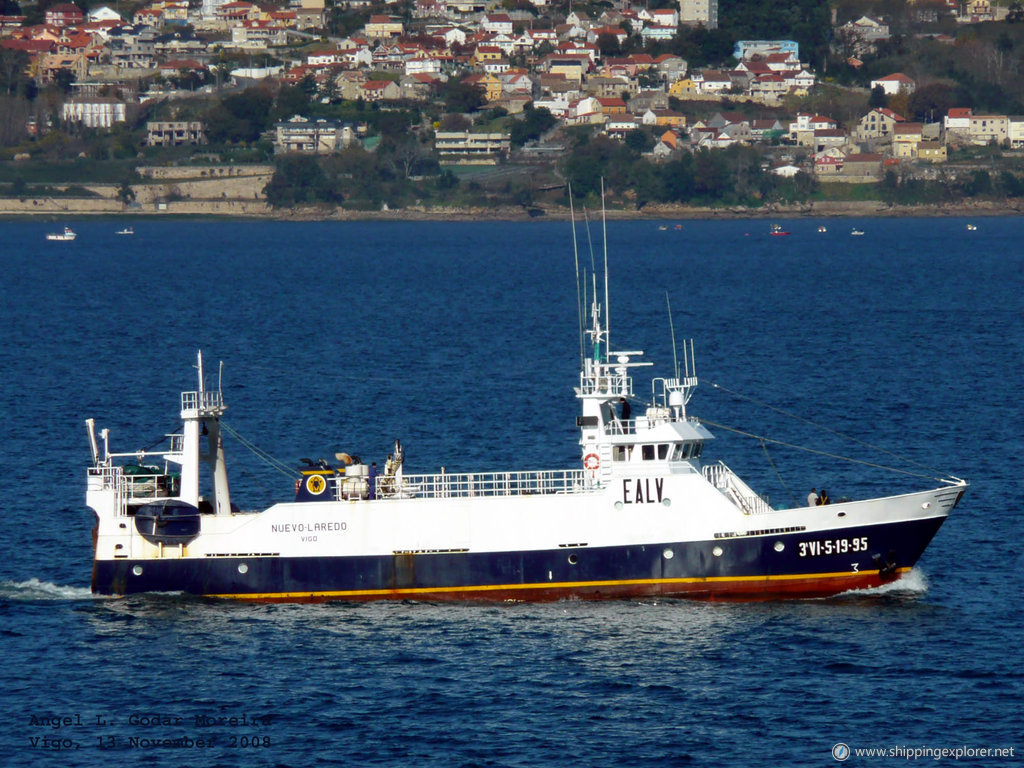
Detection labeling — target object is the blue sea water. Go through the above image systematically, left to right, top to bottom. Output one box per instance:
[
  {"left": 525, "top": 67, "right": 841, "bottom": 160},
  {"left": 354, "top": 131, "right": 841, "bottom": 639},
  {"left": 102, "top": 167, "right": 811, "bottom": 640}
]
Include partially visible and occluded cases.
[{"left": 0, "top": 216, "right": 1021, "bottom": 767}]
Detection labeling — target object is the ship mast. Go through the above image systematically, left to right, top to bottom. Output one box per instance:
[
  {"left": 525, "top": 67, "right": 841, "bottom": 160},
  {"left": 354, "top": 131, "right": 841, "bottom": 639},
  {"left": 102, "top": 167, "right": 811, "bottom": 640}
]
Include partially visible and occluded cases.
[{"left": 176, "top": 350, "right": 231, "bottom": 515}]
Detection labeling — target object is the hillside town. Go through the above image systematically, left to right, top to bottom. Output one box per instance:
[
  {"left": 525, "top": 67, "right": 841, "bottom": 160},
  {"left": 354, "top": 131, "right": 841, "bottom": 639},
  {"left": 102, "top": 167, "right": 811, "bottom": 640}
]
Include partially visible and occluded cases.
[{"left": 2, "top": 0, "right": 1024, "bottom": 212}]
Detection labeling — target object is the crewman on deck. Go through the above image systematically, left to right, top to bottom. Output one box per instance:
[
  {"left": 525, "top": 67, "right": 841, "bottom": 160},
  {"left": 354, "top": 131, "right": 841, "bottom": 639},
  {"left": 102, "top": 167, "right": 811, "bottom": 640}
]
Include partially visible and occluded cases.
[{"left": 808, "top": 488, "right": 819, "bottom": 507}]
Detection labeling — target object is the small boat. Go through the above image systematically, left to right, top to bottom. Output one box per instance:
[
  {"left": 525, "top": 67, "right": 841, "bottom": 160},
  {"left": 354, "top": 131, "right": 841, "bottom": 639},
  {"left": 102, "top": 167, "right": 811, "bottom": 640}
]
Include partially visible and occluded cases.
[
  {"left": 83, "top": 213, "right": 968, "bottom": 602},
  {"left": 674, "top": 224, "right": 682, "bottom": 230},
  {"left": 770, "top": 224, "right": 790, "bottom": 236},
  {"left": 966, "top": 224, "right": 977, "bottom": 231},
  {"left": 658, "top": 225, "right": 668, "bottom": 231},
  {"left": 817, "top": 225, "right": 827, "bottom": 233},
  {"left": 45, "top": 226, "right": 76, "bottom": 241},
  {"left": 116, "top": 226, "right": 134, "bottom": 235},
  {"left": 850, "top": 228, "right": 865, "bottom": 236}
]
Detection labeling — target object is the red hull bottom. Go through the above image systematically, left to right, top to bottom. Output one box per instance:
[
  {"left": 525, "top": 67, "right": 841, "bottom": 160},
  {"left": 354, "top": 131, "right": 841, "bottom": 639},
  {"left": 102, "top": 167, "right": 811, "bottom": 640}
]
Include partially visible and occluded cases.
[{"left": 205, "top": 568, "right": 911, "bottom": 604}]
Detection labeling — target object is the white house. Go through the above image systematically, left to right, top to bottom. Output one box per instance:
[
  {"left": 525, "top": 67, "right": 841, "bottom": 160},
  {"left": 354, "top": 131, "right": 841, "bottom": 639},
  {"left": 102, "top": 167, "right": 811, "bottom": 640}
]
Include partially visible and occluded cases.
[
  {"left": 87, "top": 6, "right": 123, "bottom": 22},
  {"left": 481, "top": 13, "right": 513, "bottom": 35},
  {"left": 836, "top": 16, "right": 889, "bottom": 55},
  {"left": 641, "top": 24, "right": 677, "bottom": 42},
  {"left": 405, "top": 57, "right": 442, "bottom": 76},
  {"left": 785, "top": 69, "right": 816, "bottom": 92},
  {"left": 694, "top": 70, "right": 732, "bottom": 94},
  {"left": 871, "top": 72, "right": 916, "bottom": 96},
  {"left": 567, "top": 95, "right": 605, "bottom": 125},
  {"left": 62, "top": 98, "right": 126, "bottom": 128},
  {"left": 944, "top": 107, "right": 972, "bottom": 140},
  {"left": 1008, "top": 115, "right": 1024, "bottom": 148},
  {"left": 771, "top": 163, "right": 801, "bottom": 177}
]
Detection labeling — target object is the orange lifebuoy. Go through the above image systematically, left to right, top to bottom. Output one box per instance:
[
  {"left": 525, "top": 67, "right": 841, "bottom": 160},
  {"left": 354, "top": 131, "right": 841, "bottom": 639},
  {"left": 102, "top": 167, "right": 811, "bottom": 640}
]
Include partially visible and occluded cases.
[{"left": 583, "top": 453, "right": 600, "bottom": 470}]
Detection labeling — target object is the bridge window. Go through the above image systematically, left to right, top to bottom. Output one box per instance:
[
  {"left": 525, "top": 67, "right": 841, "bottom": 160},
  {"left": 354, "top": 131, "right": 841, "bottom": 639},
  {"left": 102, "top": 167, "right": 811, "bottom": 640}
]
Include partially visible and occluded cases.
[
  {"left": 641, "top": 444, "right": 655, "bottom": 460},
  {"left": 658, "top": 444, "right": 669, "bottom": 460}
]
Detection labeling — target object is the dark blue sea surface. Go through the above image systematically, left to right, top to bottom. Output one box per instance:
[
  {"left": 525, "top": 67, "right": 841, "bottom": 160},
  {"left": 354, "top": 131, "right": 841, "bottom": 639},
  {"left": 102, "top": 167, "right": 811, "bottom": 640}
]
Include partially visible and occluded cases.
[{"left": 1, "top": 217, "right": 1021, "bottom": 766}]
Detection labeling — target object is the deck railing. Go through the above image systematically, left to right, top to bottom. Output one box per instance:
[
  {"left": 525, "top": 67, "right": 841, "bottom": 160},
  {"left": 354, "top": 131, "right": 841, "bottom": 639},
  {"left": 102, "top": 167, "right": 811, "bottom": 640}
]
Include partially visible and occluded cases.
[
  {"left": 181, "top": 390, "right": 225, "bottom": 413},
  {"left": 603, "top": 412, "right": 701, "bottom": 436},
  {"left": 702, "top": 461, "right": 773, "bottom": 516},
  {"left": 88, "top": 464, "right": 174, "bottom": 508},
  {"left": 367, "top": 468, "right": 598, "bottom": 500}
]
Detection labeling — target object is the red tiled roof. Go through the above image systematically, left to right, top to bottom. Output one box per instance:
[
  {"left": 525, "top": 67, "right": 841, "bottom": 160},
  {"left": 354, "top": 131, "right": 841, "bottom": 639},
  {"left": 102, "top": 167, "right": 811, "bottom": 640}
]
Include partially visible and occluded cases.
[
  {"left": 0, "top": 38, "right": 55, "bottom": 52},
  {"left": 876, "top": 72, "right": 914, "bottom": 82}
]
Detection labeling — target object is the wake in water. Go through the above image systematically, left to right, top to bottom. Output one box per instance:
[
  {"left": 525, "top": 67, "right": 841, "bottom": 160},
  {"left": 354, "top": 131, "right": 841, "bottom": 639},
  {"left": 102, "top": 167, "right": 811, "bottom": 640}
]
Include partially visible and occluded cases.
[
  {"left": 836, "top": 568, "right": 929, "bottom": 599},
  {"left": 0, "top": 578, "right": 105, "bottom": 601}
]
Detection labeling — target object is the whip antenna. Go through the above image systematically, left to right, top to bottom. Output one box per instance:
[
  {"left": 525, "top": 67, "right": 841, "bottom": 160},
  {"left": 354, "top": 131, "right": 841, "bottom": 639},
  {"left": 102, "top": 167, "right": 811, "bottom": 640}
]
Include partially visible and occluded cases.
[
  {"left": 601, "top": 178, "right": 609, "bottom": 350},
  {"left": 569, "top": 183, "right": 584, "bottom": 368},
  {"left": 667, "top": 293, "right": 679, "bottom": 380}
]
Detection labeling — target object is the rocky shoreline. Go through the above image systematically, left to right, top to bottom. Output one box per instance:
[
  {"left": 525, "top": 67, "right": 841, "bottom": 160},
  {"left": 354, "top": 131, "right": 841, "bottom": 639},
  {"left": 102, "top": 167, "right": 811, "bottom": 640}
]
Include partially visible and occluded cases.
[{"left": 2, "top": 197, "right": 1021, "bottom": 221}]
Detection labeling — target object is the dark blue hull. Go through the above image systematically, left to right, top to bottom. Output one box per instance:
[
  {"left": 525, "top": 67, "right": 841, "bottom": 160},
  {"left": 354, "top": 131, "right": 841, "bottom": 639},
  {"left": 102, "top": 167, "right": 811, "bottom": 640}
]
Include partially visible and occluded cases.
[{"left": 92, "top": 516, "right": 946, "bottom": 601}]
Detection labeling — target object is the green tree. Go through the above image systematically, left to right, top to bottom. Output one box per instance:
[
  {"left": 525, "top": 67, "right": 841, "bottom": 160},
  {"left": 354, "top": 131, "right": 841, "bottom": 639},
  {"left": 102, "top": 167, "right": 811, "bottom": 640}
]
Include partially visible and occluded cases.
[
  {"left": 714, "top": 0, "right": 832, "bottom": 67},
  {"left": 328, "top": 7, "right": 370, "bottom": 37},
  {"left": 672, "top": 27, "right": 735, "bottom": 68},
  {"left": 597, "top": 32, "right": 622, "bottom": 58},
  {"left": 0, "top": 48, "right": 28, "bottom": 95},
  {"left": 53, "top": 68, "right": 75, "bottom": 94},
  {"left": 320, "top": 77, "right": 339, "bottom": 104},
  {"left": 442, "top": 78, "right": 486, "bottom": 113},
  {"left": 907, "top": 82, "right": 955, "bottom": 122},
  {"left": 274, "top": 83, "right": 312, "bottom": 121},
  {"left": 868, "top": 85, "right": 887, "bottom": 109},
  {"left": 205, "top": 87, "right": 274, "bottom": 143},
  {"left": 509, "top": 104, "right": 556, "bottom": 147},
  {"left": 624, "top": 128, "right": 654, "bottom": 154},
  {"left": 561, "top": 134, "right": 640, "bottom": 200},
  {"left": 692, "top": 149, "right": 730, "bottom": 201},
  {"left": 264, "top": 154, "right": 343, "bottom": 207},
  {"left": 658, "top": 156, "right": 696, "bottom": 203},
  {"left": 436, "top": 169, "right": 458, "bottom": 190},
  {"left": 881, "top": 169, "right": 900, "bottom": 204},
  {"left": 963, "top": 169, "right": 992, "bottom": 197},
  {"left": 999, "top": 170, "right": 1024, "bottom": 197},
  {"left": 117, "top": 181, "right": 136, "bottom": 206}
]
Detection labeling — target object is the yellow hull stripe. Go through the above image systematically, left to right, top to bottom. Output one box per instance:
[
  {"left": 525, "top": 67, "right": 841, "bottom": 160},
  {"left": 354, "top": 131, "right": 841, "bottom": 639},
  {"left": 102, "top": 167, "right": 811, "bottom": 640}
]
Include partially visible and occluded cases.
[{"left": 205, "top": 567, "right": 911, "bottom": 600}]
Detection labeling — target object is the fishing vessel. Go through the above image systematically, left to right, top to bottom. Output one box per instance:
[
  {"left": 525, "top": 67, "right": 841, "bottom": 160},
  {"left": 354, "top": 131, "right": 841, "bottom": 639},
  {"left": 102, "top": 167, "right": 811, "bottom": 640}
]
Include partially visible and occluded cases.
[
  {"left": 770, "top": 223, "right": 790, "bottom": 236},
  {"left": 46, "top": 226, "right": 76, "bottom": 241},
  {"left": 116, "top": 226, "right": 134, "bottom": 235},
  {"left": 851, "top": 227, "right": 865, "bottom": 236},
  {"left": 84, "top": 229, "right": 966, "bottom": 602}
]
